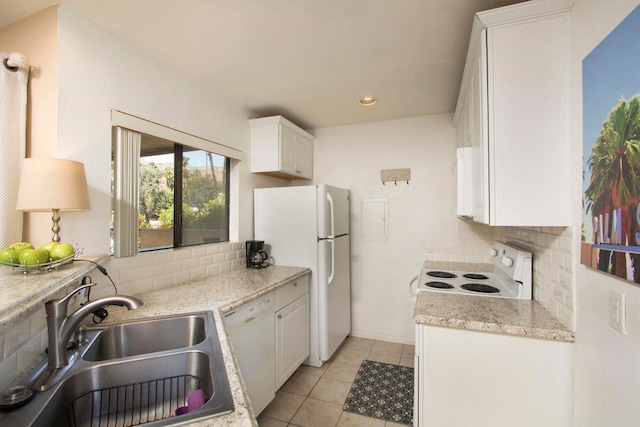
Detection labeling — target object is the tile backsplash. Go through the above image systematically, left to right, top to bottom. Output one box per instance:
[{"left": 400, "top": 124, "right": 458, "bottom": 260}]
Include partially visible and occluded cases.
[
  {"left": 424, "top": 221, "right": 575, "bottom": 329},
  {"left": 496, "top": 226, "right": 574, "bottom": 329},
  {"left": 100, "top": 242, "right": 246, "bottom": 298}
]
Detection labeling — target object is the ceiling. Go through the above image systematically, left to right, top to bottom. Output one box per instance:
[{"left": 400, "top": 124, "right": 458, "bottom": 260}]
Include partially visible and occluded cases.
[{"left": 0, "top": 0, "right": 526, "bottom": 129}]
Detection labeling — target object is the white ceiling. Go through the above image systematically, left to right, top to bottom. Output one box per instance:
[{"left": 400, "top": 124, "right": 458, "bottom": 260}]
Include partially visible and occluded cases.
[{"left": 1, "top": 0, "right": 525, "bottom": 129}]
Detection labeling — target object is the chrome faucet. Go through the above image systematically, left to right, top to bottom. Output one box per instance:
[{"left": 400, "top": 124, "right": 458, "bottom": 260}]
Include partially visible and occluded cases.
[{"left": 45, "top": 283, "right": 143, "bottom": 369}]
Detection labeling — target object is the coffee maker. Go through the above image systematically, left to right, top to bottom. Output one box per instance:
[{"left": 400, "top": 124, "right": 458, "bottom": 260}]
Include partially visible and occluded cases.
[{"left": 246, "top": 240, "right": 269, "bottom": 268}]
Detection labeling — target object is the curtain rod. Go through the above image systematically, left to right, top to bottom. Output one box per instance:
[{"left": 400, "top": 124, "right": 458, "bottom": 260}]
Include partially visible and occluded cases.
[{"left": 3, "top": 52, "right": 38, "bottom": 76}]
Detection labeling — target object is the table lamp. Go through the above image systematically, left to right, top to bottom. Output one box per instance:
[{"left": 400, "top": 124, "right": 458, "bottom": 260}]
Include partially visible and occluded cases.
[{"left": 16, "top": 158, "right": 91, "bottom": 242}]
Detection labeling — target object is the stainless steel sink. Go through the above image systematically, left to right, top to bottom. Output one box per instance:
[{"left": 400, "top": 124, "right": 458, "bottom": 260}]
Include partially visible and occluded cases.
[
  {"left": 0, "top": 312, "right": 234, "bottom": 427},
  {"left": 83, "top": 313, "right": 207, "bottom": 361}
]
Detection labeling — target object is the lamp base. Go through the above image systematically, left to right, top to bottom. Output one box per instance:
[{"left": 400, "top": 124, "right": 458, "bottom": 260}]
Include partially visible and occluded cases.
[{"left": 51, "top": 209, "right": 61, "bottom": 243}]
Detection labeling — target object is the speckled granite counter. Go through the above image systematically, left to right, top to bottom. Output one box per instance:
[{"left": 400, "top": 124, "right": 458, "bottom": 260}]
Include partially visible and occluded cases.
[
  {"left": 0, "top": 255, "right": 109, "bottom": 333},
  {"left": 104, "top": 265, "right": 311, "bottom": 427},
  {"left": 413, "top": 291, "right": 575, "bottom": 342}
]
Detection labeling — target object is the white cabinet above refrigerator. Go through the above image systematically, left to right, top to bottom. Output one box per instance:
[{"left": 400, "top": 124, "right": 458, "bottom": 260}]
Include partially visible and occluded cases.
[{"left": 250, "top": 115, "right": 314, "bottom": 180}]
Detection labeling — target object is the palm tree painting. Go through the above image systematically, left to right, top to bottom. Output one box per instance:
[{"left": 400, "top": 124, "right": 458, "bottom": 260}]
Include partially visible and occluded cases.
[{"left": 582, "top": 4, "right": 640, "bottom": 284}]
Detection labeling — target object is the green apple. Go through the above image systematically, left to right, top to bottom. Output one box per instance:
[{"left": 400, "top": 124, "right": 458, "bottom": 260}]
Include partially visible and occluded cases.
[
  {"left": 9, "top": 242, "right": 33, "bottom": 251},
  {"left": 39, "top": 242, "right": 59, "bottom": 253},
  {"left": 49, "top": 243, "right": 74, "bottom": 261},
  {"left": 0, "top": 248, "right": 21, "bottom": 265},
  {"left": 18, "top": 249, "right": 50, "bottom": 268}
]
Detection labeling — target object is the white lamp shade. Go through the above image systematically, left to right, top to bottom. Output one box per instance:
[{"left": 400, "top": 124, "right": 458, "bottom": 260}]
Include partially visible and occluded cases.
[{"left": 16, "top": 158, "right": 91, "bottom": 212}]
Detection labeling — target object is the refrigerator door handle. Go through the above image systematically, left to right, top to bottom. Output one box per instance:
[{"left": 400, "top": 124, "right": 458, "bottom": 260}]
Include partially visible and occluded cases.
[
  {"left": 326, "top": 191, "right": 335, "bottom": 238},
  {"left": 328, "top": 238, "right": 335, "bottom": 285}
]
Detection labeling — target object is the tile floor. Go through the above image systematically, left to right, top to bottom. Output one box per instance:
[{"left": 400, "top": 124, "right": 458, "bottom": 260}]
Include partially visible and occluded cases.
[{"left": 256, "top": 337, "right": 415, "bottom": 427}]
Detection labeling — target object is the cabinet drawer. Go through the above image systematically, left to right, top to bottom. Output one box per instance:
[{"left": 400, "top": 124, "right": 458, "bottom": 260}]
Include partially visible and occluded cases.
[{"left": 275, "top": 275, "right": 309, "bottom": 311}]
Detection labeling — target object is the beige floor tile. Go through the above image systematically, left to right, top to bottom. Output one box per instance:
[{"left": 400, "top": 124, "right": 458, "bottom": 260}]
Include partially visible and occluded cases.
[
  {"left": 340, "top": 336, "right": 375, "bottom": 353},
  {"left": 371, "top": 341, "right": 403, "bottom": 356},
  {"left": 401, "top": 344, "right": 415, "bottom": 358},
  {"left": 331, "top": 347, "right": 370, "bottom": 366},
  {"left": 367, "top": 352, "right": 401, "bottom": 365},
  {"left": 399, "top": 356, "right": 414, "bottom": 368},
  {"left": 323, "top": 361, "right": 360, "bottom": 383},
  {"left": 297, "top": 362, "right": 330, "bottom": 377},
  {"left": 281, "top": 371, "right": 321, "bottom": 396},
  {"left": 309, "top": 377, "right": 352, "bottom": 405},
  {"left": 260, "top": 391, "right": 305, "bottom": 423},
  {"left": 290, "top": 397, "right": 343, "bottom": 427},
  {"left": 337, "top": 411, "right": 386, "bottom": 426},
  {"left": 256, "top": 414, "right": 288, "bottom": 426}
]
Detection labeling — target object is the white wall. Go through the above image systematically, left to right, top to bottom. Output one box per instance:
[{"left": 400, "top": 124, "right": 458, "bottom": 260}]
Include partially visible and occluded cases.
[
  {"left": 571, "top": 0, "right": 640, "bottom": 425},
  {"left": 51, "top": 5, "right": 269, "bottom": 255},
  {"left": 0, "top": 7, "right": 59, "bottom": 243},
  {"left": 311, "top": 115, "right": 459, "bottom": 343}
]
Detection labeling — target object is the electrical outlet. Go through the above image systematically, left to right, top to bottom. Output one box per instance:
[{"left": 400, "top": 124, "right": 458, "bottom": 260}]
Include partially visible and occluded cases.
[{"left": 609, "top": 291, "right": 627, "bottom": 334}]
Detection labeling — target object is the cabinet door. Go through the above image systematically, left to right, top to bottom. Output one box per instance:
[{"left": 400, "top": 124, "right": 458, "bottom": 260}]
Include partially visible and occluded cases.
[
  {"left": 486, "top": 14, "right": 569, "bottom": 225},
  {"left": 471, "top": 29, "right": 490, "bottom": 224},
  {"left": 280, "top": 125, "right": 298, "bottom": 175},
  {"left": 296, "top": 135, "right": 313, "bottom": 179},
  {"left": 275, "top": 293, "right": 310, "bottom": 389},
  {"left": 227, "top": 309, "right": 275, "bottom": 415}
]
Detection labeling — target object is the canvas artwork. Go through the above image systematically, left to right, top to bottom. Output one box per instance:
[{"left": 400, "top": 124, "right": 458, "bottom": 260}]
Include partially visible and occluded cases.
[{"left": 581, "top": 4, "right": 640, "bottom": 284}]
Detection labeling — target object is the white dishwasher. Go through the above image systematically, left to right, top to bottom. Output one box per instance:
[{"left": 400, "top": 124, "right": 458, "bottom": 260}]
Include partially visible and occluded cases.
[{"left": 223, "top": 292, "right": 275, "bottom": 416}]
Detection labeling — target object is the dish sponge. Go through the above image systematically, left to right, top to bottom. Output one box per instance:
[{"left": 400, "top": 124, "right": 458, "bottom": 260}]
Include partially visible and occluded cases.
[{"left": 175, "top": 389, "right": 205, "bottom": 416}]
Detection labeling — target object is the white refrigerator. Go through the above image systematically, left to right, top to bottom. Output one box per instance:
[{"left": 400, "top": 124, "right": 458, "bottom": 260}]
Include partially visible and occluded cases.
[{"left": 254, "top": 184, "right": 351, "bottom": 367}]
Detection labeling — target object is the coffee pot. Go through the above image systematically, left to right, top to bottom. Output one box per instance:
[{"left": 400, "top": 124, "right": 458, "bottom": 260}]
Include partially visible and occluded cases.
[{"left": 246, "top": 240, "right": 269, "bottom": 269}]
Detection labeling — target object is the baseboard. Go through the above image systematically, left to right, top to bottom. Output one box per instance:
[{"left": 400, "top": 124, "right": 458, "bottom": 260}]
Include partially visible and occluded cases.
[{"left": 349, "top": 329, "right": 415, "bottom": 346}]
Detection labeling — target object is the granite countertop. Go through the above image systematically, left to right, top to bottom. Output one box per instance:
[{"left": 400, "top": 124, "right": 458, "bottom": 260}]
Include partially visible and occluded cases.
[
  {"left": 0, "top": 254, "right": 110, "bottom": 333},
  {"left": 104, "top": 265, "right": 311, "bottom": 427},
  {"left": 413, "top": 291, "right": 575, "bottom": 342}
]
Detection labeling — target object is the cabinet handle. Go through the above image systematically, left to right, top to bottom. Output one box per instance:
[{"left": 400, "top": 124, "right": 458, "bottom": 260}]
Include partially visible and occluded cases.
[
  {"left": 293, "top": 282, "right": 297, "bottom": 286},
  {"left": 277, "top": 314, "right": 282, "bottom": 319}
]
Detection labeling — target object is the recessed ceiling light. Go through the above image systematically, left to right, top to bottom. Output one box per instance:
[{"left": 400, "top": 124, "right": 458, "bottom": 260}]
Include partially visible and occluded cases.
[{"left": 359, "top": 97, "right": 377, "bottom": 106}]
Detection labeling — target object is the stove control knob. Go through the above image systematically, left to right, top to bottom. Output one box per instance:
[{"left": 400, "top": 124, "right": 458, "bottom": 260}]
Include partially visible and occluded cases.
[
  {"left": 489, "top": 248, "right": 498, "bottom": 257},
  {"left": 501, "top": 256, "right": 514, "bottom": 267}
]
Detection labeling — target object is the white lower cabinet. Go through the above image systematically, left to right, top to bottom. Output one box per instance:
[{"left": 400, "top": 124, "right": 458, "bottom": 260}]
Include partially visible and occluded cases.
[
  {"left": 224, "top": 274, "right": 310, "bottom": 416},
  {"left": 275, "top": 275, "right": 310, "bottom": 389},
  {"left": 275, "top": 293, "right": 310, "bottom": 389},
  {"left": 414, "top": 325, "right": 572, "bottom": 427}
]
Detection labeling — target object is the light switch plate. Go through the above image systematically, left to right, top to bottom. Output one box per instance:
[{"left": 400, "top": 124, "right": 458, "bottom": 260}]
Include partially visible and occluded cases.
[{"left": 609, "top": 291, "right": 627, "bottom": 334}]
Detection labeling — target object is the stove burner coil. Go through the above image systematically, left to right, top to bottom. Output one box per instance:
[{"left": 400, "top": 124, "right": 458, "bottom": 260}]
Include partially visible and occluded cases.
[
  {"left": 426, "top": 271, "right": 457, "bottom": 279},
  {"left": 463, "top": 273, "right": 489, "bottom": 280},
  {"left": 425, "top": 281, "right": 454, "bottom": 289},
  {"left": 460, "top": 283, "right": 500, "bottom": 293}
]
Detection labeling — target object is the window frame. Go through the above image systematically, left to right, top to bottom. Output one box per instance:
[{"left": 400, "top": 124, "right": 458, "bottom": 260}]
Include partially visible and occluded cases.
[{"left": 111, "top": 110, "right": 242, "bottom": 258}]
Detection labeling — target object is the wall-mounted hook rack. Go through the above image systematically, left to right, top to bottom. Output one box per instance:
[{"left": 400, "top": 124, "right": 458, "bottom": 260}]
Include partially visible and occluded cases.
[{"left": 381, "top": 168, "right": 410, "bottom": 185}]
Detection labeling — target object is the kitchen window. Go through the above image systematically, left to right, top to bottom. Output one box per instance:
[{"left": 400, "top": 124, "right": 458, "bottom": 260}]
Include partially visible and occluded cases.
[
  {"left": 111, "top": 110, "right": 242, "bottom": 257},
  {"left": 137, "top": 136, "right": 230, "bottom": 252}
]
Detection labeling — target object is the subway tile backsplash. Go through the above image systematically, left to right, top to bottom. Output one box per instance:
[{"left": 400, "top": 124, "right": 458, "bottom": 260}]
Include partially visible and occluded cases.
[
  {"left": 425, "top": 221, "right": 575, "bottom": 329},
  {"left": 496, "top": 226, "right": 574, "bottom": 329},
  {"left": 99, "top": 241, "right": 245, "bottom": 298}
]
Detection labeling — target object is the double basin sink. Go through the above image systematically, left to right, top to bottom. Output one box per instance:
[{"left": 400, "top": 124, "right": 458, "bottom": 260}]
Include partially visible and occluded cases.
[{"left": 0, "top": 312, "right": 234, "bottom": 426}]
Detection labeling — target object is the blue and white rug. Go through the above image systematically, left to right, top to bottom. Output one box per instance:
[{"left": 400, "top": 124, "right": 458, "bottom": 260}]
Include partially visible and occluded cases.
[{"left": 343, "top": 359, "right": 414, "bottom": 425}]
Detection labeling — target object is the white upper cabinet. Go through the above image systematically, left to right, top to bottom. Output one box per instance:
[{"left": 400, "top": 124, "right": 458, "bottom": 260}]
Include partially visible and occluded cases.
[
  {"left": 454, "top": 0, "right": 572, "bottom": 226},
  {"left": 250, "top": 115, "right": 314, "bottom": 180}
]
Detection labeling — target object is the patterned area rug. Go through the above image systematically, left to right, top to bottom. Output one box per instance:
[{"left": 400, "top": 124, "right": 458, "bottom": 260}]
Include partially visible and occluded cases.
[{"left": 343, "top": 360, "right": 414, "bottom": 425}]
